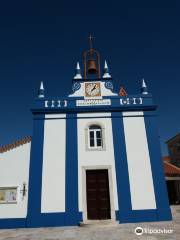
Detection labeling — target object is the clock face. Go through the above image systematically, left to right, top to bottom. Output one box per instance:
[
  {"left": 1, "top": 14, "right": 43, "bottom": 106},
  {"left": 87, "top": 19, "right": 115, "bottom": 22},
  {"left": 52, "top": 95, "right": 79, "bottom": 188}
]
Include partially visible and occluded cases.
[{"left": 85, "top": 83, "right": 101, "bottom": 97}]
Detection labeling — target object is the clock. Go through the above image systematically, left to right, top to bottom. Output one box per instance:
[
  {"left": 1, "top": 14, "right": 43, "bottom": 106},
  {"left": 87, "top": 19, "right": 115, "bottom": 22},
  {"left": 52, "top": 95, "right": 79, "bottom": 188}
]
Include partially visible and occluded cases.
[{"left": 85, "top": 82, "right": 101, "bottom": 97}]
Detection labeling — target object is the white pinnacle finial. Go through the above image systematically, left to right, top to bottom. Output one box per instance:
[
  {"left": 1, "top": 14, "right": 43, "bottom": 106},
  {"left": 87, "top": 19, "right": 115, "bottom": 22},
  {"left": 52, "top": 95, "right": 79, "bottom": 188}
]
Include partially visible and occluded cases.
[
  {"left": 103, "top": 60, "right": 111, "bottom": 78},
  {"left": 104, "top": 60, "right": 108, "bottom": 69},
  {"left": 74, "top": 62, "right": 82, "bottom": 79},
  {"left": 76, "top": 62, "right": 80, "bottom": 70},
  {"left": 141, "top": 78, "right": 148, "bottom": 94},
  {"left": 142, "top": 78, "right": 146, "bottom": 88},
  {"left": 38, "top": 81, "right": 45, "bottom": 98},
  {"left": 40, "top": 81, "right": 44, "bottom": 90}
]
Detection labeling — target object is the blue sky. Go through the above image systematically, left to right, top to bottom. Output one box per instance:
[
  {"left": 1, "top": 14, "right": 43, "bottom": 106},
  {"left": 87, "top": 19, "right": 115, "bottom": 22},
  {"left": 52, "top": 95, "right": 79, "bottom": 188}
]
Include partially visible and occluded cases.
[{"left": 0, "top": 0, "right": 179, "bottom": 155}]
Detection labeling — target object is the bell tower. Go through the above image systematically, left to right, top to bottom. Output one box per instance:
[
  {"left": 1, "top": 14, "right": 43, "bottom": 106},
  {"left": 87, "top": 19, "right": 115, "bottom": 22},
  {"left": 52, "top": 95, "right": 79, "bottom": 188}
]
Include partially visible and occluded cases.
[
  {"left": 83, "top": 35, "right": 101, "bottom": 80},
  {"left": 69, "top": 36, "right": 117, "bottom": 98}
]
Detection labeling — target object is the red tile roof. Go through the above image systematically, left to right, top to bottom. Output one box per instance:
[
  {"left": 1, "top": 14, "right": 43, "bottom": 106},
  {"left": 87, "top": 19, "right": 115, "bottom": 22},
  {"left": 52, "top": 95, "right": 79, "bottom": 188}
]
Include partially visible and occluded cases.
[
  {"left": 166, "top": 133, "right": 180, "bottom": 143},
  {"left": 0, "top": 136, "right": 32, "bottom": 153},
  {"left": 163, "top": 156, "right": 170, "bottom": 162},
  {"left": 163, "top": 161, "right": 180, "bottom": 177}
]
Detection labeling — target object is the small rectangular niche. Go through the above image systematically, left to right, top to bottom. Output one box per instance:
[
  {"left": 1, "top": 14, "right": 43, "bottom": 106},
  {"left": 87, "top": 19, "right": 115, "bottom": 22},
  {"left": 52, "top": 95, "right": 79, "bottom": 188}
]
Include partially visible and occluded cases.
[{"left": 0, "top": 187, "right": 18, "bottom": 204}]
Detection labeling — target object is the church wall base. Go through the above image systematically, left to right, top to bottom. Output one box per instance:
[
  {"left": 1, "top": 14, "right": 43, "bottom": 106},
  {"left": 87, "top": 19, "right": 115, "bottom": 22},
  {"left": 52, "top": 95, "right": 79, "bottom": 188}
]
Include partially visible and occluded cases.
[
  {"left": 0, "top": 208, "right": 172, "bottom": 229},
  {"left": 116, "top": 208, "right": 172, "bottom": 223},
  {"left": 0, "top": 218, "right": 27, "bottom": 229}
]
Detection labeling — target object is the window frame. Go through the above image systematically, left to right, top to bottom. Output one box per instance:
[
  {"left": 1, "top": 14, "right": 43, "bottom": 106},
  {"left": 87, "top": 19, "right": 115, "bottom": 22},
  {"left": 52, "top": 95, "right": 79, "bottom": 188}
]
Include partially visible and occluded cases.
[{"left": 85, "top": 123, "right": 106, "bottom": 151}]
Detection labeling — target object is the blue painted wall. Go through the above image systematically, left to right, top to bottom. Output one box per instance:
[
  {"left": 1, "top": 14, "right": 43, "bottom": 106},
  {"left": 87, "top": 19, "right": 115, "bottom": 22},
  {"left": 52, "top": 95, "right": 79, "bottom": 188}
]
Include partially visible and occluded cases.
[
  {"left": 111, "top": 112, "right": 132, "bottom": 222},
  {"left": 144, "top": 112, "right": 172, "bottom": 221},
  {"left": 26, "top": 113, "right": 82, "bottom": 228},
  {"left": 65, "top": 113, "right": 82, "bottom": 225},
  {"left": 26, "top": 114, "right": 45, "bottom": 227}
]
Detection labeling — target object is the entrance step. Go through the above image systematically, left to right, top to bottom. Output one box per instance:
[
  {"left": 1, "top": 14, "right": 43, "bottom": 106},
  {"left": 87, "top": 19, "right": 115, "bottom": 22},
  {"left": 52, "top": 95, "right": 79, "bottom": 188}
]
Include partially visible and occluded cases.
[{"left": 79, "top": 220, "right": 119, "bottom": 228}]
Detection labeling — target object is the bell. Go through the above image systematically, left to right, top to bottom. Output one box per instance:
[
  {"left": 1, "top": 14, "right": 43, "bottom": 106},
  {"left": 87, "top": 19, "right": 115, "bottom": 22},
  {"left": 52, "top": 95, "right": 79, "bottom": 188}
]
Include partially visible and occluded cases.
[{"left": 87, "top": 59, "right": 97, "bottom": 74}]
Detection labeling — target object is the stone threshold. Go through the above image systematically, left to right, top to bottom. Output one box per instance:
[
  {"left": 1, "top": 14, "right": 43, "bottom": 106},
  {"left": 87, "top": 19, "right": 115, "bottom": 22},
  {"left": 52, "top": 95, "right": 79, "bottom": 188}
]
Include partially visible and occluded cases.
[{"left": 79, "top": 219, "right": 119, "bottom": 227}]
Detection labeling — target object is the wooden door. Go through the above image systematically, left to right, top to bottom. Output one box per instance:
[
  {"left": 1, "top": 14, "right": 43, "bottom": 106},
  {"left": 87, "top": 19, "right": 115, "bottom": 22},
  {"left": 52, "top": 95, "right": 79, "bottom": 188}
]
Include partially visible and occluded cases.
[{"left": 86, "top": 169, "right": 111, "bottom": 220}]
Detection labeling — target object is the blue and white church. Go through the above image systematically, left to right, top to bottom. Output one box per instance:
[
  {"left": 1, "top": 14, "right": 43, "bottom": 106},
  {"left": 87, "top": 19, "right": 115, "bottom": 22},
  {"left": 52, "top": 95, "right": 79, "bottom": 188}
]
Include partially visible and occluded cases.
[{"left": 0, "top": 39, "right": 172, "bottom": 228}]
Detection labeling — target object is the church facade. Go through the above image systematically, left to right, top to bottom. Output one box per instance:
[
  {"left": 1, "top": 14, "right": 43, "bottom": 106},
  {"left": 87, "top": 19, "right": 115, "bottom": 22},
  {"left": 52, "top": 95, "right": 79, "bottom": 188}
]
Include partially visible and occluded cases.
[{"left": 0, "top": 40, "right": 172, "bottom": 228}]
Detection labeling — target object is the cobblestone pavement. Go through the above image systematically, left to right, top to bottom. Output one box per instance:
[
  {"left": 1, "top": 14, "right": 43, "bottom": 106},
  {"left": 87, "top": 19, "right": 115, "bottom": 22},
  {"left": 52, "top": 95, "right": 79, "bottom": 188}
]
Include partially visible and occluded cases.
[{"left": 0, "top": 206, "right": 179, "bottom": 240}]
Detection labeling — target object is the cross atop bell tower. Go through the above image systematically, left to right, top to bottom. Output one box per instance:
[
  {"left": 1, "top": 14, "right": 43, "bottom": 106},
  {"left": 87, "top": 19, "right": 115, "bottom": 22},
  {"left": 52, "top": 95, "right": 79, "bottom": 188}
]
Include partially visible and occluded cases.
[
  {"left": 88, "top": 34, "right": 94, "bottom": 50},
  {"left": 83, "top": 35, "right": 101, "bottom": 80}
]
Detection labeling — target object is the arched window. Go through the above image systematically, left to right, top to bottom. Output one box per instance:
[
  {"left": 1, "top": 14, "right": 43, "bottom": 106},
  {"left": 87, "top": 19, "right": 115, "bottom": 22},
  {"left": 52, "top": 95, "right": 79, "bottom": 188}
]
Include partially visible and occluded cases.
[{"left": 88, "top": 125, "right": 103, "bottom": 148}]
